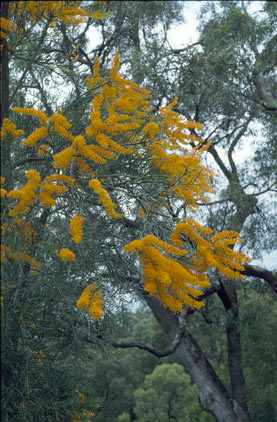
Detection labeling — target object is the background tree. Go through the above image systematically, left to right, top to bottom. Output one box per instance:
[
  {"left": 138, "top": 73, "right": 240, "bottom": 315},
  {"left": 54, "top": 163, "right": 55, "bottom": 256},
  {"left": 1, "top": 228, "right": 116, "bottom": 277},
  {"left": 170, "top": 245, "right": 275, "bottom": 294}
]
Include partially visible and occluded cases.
[{"left": 133, "top": 363, "right": 210, "bottom": 422}]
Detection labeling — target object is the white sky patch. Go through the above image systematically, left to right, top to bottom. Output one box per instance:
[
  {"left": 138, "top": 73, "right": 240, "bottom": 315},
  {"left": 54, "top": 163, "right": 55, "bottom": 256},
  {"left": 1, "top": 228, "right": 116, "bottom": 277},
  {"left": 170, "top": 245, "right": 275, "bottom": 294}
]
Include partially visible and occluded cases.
[
  {"left": 167, "top": 1, "right": 202, "bottom": 48},
  {"left": 167, "top": 1, "right": 265, "bottom": 50},
  {"left": 88, "top": 26, "right": 102, "bottom": 49},
  {"left": 252, "top": 251, "right": 277, "bottom": 270}
]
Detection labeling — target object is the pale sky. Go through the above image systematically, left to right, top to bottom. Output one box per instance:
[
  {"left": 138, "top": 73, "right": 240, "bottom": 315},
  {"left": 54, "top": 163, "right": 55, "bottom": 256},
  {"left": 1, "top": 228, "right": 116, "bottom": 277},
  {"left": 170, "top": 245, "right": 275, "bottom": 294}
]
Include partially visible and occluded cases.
[
  {"left": 167, "top": 1, "right": 265, "bottom": 49},
  {"left": 167, "top": 1, "right": 202, "bottom": 47}
]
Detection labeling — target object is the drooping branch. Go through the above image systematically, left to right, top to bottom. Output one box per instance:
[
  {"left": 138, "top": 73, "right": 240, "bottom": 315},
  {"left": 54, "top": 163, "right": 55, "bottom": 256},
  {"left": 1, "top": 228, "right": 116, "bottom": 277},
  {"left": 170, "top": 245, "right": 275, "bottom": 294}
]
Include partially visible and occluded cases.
[{"left": 112, "top": 309, "right": 187, "bottom": 358}]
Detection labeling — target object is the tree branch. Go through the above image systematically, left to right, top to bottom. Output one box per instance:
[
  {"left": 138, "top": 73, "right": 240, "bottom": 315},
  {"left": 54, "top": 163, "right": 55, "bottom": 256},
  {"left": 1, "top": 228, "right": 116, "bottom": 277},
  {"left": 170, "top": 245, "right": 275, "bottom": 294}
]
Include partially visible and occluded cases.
[
  {"left": 168, "top": 42, "right": 202, "bottom": 54},
  {"left": 227, "top": 117, "right": 252, "bottom": 176},
  {"left": 207, "top": 143, "right": 232, "bottom": 181},
  {"left": 12, "top": 156, "right": 48, "bottom": 169},
  {"left": 241, "top": 263, "right": 277, "bottom": 293},
  {"left": 216, "top": 279, "right": 233, "bottom": 311},
  {"left": 146, "top": 295, "right": 250, "bottom": 421},
  {"left": 112, "top": 309, "right": 187, "bottom": 357}
]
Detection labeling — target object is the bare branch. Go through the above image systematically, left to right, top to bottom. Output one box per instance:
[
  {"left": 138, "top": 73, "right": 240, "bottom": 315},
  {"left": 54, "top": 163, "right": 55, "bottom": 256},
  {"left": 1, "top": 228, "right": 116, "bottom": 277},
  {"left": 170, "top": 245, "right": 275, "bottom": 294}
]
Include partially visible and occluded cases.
[
  {"left": 168, "top": 42, "right": 202, "bottom": 54},
  {"left": 227, "top": 117, "right": 252, "bottom": 176},
  {"left": 205, "top": 121, "right": 226, "bottom": 142},
  {"left": 207, "top": 143, "right": 232, "bottom": 181},
  {"left": 12, "top": 156, "right": 48, "bottom": 169},
  {"left": 246, "top": 182, "right": 277, "bottom": 197},
  {"left": 196, "top": 198, "right": 233, "bottom": 206},
  {"left": 241, "top": 263, "right": 277, "bottom": 293},
  {"left": 216, "top": 279, "right": 233, "bottom": 311},
  {"left": 112, "top": 309, "right": 188, "bottom": 357}
]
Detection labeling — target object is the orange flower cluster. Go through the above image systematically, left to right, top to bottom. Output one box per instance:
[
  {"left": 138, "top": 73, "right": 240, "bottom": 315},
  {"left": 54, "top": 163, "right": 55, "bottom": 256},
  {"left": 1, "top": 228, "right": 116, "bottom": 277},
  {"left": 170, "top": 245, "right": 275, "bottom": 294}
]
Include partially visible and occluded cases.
[
  {"left": 8, "top": 1, "right": 108, "bottom": 27},
  {"left": 0, "top": 17, "right": 16, "bottom": 46},
  {"left": 1, "top": 50, "right": 251, "bottom": 317},
  {"left": 11, "top": 53, "right": 214, "bottom": 221},
  {"left": 0, "top": 118, "right": 24, "bottom": 140},
  {"left": 6, "top": 170, "right": 75, "bottom": 215},
  {"left": 7, "top": 170, "right": 41, "bottom": 216},
  {"left": 0, "top": 177, "right": 7, "bottom": 198},
  {"left": 124, "top": 219, "right": 250, "bottom": 313},
  {"left": 170, "top": 219, "right": 250, "bottom": 279},
  {"left": 124, "top": 234, "right": 207, "bottom": 311},
  {"left": 0, "top": 244, "right": 40, "bottom": 269},
  {"left": 59, "top": 248, "right": 76, "bottom": 262},
  {"left": 76, "top": 284, "right": 103, "bottom": 321},
  {"left": 73, "top": 389, "right": 95, "bottom": 422}
]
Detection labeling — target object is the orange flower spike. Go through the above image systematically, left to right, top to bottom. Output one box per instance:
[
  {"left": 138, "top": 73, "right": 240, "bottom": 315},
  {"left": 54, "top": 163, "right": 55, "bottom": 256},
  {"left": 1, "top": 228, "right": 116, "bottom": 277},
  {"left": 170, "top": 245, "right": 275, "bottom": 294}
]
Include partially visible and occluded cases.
[
  {"left": 22, "top": 127, "right": 48, "bottom": 147},
  {"left": 89, "top": 179, "right": 122, "bottom": 219},
  {"left": 70, "top": 216, "right": 84, "bottom": 244},
  {"left": 59, "top": 248, "right": 76, "bottom": 262}
]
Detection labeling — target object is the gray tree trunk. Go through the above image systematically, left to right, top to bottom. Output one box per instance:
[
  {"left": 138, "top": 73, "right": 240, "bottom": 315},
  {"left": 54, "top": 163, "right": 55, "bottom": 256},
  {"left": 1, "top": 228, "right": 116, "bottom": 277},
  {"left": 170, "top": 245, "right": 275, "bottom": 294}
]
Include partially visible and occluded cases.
[{"left": 147, "top": 295, "right": 251, "bottom": 422}]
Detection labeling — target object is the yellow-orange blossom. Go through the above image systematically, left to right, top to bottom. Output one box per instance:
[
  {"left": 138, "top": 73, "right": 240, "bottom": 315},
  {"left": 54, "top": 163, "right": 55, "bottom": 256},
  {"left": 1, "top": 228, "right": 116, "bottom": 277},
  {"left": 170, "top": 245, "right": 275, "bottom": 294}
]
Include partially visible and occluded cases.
[{"left": 1, "top": 50, "right": 250, "bottom": 319}]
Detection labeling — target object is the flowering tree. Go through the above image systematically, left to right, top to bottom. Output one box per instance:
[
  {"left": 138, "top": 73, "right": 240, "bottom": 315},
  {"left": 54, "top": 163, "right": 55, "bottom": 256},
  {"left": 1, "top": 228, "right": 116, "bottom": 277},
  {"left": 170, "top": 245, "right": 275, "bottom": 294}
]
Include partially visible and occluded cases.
[{"left": 1, "top": 2, "right": 253, "bottom": 421}]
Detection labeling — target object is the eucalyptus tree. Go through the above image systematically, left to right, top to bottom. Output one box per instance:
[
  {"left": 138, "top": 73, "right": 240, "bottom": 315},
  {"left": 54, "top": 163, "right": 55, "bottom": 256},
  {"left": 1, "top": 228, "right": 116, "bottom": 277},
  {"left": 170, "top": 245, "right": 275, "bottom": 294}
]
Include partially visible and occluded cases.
[
  {"left": 88, "top": 2, "right": 277, "bottom": 421},
  {"left": 107, "top": 2, "right": 277, "bottom": 421}
]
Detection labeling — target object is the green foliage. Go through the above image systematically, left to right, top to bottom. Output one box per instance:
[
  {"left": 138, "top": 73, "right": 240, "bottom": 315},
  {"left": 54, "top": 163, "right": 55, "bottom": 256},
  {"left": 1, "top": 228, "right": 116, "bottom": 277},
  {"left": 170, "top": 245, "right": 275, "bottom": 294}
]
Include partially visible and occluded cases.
[
  {"left": 1, "top": 266, "right": 102, "bottom": 420},
  {"left": 239, "top": 281, "right": 277, "bottom": 421},
  {"left": 78, "top": 307, "right": 216, "bottom": 422},
  {"left": 81, "top": 309, "right": 161, "bottom": 421},
  {"left": 134, "top": 363, "right": 212, "bottom": 422},
  {"left": 117, "top": 413, "right": 131, "bottom": 422}
]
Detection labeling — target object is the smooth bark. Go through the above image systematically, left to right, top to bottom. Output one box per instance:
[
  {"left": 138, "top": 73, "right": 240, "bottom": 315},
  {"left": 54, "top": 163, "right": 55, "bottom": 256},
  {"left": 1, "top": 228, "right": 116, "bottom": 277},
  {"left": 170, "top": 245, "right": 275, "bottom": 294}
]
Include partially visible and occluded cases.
[
  {"left": 217, "top": 283, "right": 249, "bottom": 416},
  {"left": 146, "top": 295, "right": 251, "bottom": 422}
]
